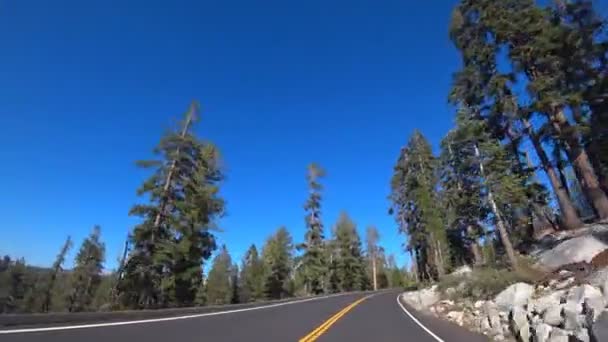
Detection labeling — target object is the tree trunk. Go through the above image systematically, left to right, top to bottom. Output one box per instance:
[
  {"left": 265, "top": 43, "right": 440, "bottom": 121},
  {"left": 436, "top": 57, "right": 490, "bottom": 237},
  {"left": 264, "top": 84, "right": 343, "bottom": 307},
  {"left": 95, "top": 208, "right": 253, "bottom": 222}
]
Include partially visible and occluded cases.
[
  {"left": 152, "top": 104, "right": 197, "bottom": 235},
  {"left": 552, "top": 108, "right": 608, "bottom": 219},
  {"left": 522, "top": 118, "right": 583, "bottom": 229},
  {"left": 474, "top": 144, "right": 518, "bottom": 268},
  {"left": 467, "top": 225, "right": 483, "bottom": 265},
  {"left": 112, "top": 237, "right": 130, "bottom": 303},
  {"left": 410, "top": 249, "right": 419, "bottom": 284},
  {"left": 371, "top": 252, "right": 377, "bottom": 291}
]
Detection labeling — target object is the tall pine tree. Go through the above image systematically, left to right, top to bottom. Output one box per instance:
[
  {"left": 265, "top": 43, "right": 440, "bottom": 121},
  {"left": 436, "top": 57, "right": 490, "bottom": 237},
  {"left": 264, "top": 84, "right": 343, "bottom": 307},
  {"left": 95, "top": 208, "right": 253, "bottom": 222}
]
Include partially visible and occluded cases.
[
  {"left": 119, "top": 102, "right": 224, "bottom": 308},
  {"left": 299, "top": 163, "right": 328, "bottom": 295},
  {"left": 67, "top": 226, "right": 106, "bottom": 312},
  {"left": 263, "top": 227, "right": 294, "bottom": 299},
  {"left": 206, "top": 245, "right": 232, "bottom": 305},
  {"left": 239, "top": 245, "right": 265, "bottom": 302}
]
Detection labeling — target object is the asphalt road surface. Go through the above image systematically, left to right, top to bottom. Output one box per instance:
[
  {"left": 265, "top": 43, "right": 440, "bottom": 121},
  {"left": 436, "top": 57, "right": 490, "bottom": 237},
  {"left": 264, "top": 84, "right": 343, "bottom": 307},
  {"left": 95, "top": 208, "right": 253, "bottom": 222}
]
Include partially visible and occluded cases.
[{"left": 0, "top": 290, "right": 488, "bottom": 342}]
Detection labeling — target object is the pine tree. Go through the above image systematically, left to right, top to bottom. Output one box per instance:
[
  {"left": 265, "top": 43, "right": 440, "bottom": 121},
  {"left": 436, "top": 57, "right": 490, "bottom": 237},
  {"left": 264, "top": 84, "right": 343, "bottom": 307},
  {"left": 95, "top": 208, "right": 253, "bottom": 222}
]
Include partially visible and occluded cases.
[
  {"left": 449, "top": 0, "right": 585, "bottom": 229},
  {"left": 495, "top": 0, "right": 608, "bottom": 219},
  {"left": 119, "top": 102, "right": 224, "bottom": 308},
  {"left": 389, "top": 132, "right": 449, "bottom": 281},
  {"left": 439, "top": 132, "right": 485, "bottom": 266},
  {"left": 299, "top": 163, "right": 328, "bottom": 295},
  {"left": 329, "top": 213, "right": 367, "bottom": 292},
  {"left": 67, "top": 226, "right": 106, "bottom": 312},
  {"left": 365, "top": 226, "right": 380, "bottom": 291},
  {"left": 263, "top": 227, "right": 294, "bottom": 299},
  {"left": 42, "top": 236, "right": 72, "bottom": 312},
  {"left": 239, "top": 245, "right": 265, "bottom": 302},
  {"left": 206, "top": 246, "right": 232, "bottom": 305},
  {"left": 386, "top": 254, "right": 403, "bottom": 288},
  {"left": 2, "top": 258, "right": 27, "bottom": 313},
  {"left": 230, "top": 263, "right": 240, "bottom": 304},
  {"left": 194, "top": 281, "right": 207, "bottom": 306}
]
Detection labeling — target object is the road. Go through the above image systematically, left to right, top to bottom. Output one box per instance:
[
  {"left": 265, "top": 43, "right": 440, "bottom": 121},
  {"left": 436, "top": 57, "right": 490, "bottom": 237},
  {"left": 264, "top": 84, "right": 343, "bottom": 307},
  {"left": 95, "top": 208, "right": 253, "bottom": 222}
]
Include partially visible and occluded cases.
[{"left": 0, "top": 290, "right": 488, "bottom": 342}]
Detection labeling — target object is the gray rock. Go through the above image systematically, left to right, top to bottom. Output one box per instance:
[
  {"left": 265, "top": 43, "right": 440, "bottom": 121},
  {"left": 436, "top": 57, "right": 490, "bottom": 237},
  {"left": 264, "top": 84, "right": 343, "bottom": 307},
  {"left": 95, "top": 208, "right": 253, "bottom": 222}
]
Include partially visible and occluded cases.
[
  {"left": 537, "top": 235, "right": 608, "bottom": 271},
  {"left": 451, "top": 265, "right": 473, "bottom": 276},
  {"left": 554, "top": 277, "right": 576, "bottom": 290},
  {"left": 495, "top": 282, "right": 535, "bottom": 311},
  {"left": 401, "top": 285, "right": 440, "bottom": 310},
  {"left": 567, "top": 285, "right": 604, "bottom": 307},
  {"left": 445, "top": 287, "right": 456, "bottom": 297},
  {"left": 530, "top": 290, "right": 566, "bottom": 314},
  {"left": 583, "top": 296, "right": 605, "bottom": 324},
  {"left": 474, "top": 300, "right": 485, "bottom": 309},
  {"left": 484, "top": 301, "right": 503, "bottom": 336},
  {"left": 543, "top": 304, "right": 563, "bottom": 327},
  {"left": 511, "top": 306, "right": 530, "bottom": 342},
  {"left": 563, "top": 306, "right": 585, "bottom": 330},
  {"left": 592, "top": 310, "right": 608, "bottom": 342},
  {"left": 447, "top": 311, "right": 464, "bottom": 326},
  {"left": 480, "top": 316, "right": 492, "bottom": 332},
  {"left": 533, "top": 322, "right": 552, "bottom": 342},
  {"left": 548, "top": 328, "right": 570, "bottom": 342},
  {"left": 572, "top": 328, "right": 589, "bottom": 342}
]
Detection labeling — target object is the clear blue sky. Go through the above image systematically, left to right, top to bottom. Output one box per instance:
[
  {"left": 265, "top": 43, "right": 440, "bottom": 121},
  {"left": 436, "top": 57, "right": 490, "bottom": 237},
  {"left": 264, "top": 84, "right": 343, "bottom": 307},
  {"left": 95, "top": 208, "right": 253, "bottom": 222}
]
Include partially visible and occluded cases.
[{"left": 0, "top": 0, "right": 462, "bottom": 270}]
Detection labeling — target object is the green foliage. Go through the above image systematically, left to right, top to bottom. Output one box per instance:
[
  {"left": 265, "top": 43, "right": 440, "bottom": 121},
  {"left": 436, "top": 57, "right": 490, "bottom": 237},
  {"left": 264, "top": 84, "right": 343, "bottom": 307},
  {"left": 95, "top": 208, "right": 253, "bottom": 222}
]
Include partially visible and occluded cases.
[
  {"left": 119, "top": 102, "right": 224, "bottom": 309},
  {"left": 389, "top": 131, "right": 449, "bottom": 281},
  {"left": 299, "top": 163, "right": 328, "bottom": 295},
  {"left": 329, "top": 213, "right": 368, "bottom": 292},
  {"left": 67, "top": 226, "right": 106, "bottom": 312},
  {"left": 263, "top": 227, "right": 294, "bottom": 299},
  {"left": 42, "top": 236, "right": 72, "bottom": 312},
  {"left": 239, "top": 245, "right": 266, "bottom": 302},
  {"left": 206, "top": 246, "right": 233, "bottom": 305},
  {"left": 438, "top": 267, "right": 525, "bottom": 301}
]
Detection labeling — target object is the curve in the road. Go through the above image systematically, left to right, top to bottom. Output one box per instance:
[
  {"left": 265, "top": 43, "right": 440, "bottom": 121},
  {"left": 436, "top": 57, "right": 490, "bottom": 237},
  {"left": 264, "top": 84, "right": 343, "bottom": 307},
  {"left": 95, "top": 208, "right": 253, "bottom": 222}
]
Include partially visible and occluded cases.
[
  {"left": 299, "top": 294, "right": 373, "bottom": 342},
  {"left": 395, "top": 295, "right": 443, "bottom": 342}
]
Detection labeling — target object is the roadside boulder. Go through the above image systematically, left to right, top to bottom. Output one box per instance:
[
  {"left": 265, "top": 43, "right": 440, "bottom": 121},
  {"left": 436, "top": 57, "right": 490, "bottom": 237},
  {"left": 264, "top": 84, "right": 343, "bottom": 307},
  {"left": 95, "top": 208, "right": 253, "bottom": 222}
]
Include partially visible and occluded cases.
[
  {"left": 537, "top": 235, "right": 608, "bottom": 271},
  {"left": 451, "top": 265, "right": 473, "bottom": 276},
  {"left": 495, "top": 283, "right": 535, "bottom": 311},
  {"left": 401, "top": 285, "right": 440, "bottom": 310},
  {"left": 530, "top": 290, "right": 566, "bottom": 314},
  {"left": 483, "top": 301, "right": 502, "bottom": 336},
  {"left": 542, "top": 304, "right": 563, "bottom": 327},
  {"left": 510, "top": 306, "right": 530, "bottom": 342},
  {"left": 446, "top": 311, "right": 464, "bottom": 326},
  {"left": 533, "top": 322, "right": 552, "bottom": 342},
  {"left": 548, "top": 328, "right": 570, "bottom": 342}
]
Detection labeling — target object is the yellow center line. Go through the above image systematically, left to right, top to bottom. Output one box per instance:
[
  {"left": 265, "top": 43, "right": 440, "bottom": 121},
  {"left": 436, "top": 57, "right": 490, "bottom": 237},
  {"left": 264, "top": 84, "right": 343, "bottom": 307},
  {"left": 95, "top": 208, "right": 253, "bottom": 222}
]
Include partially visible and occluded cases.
[{"left": 298, "top": 295, "right": 372, "bottom": 342}]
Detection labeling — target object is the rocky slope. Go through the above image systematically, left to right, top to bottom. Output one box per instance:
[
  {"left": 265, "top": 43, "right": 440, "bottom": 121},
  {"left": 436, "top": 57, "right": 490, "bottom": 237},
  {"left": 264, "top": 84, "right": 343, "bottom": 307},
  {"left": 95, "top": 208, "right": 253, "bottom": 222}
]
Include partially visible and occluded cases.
[{"left": 401, "top": 223, "right": 608, "bottom": 342}]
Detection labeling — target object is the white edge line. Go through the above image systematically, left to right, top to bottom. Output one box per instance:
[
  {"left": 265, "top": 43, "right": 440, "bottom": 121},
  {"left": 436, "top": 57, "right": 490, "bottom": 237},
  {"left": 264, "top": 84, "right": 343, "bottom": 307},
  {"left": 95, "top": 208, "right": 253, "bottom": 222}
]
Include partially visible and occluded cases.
[
  {"left": 0, "top": 292, "right": 353, "bottom": 335},
  {"left": 396, "top": 294, "right": 445, "bottom": 342}
]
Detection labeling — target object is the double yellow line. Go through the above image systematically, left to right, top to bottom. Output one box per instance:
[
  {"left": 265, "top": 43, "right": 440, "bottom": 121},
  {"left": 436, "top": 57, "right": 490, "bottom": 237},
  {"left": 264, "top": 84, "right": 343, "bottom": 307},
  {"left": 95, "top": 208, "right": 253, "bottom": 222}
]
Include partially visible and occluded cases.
[{"left": 298, "top": 295, "right": 371, "bottom": 342}]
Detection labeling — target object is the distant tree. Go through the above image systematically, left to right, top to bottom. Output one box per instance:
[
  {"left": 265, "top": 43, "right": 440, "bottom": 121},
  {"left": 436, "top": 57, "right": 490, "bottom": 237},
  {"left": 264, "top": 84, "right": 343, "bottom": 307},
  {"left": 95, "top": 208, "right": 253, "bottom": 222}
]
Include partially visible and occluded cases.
[
  {"left": 389, "top": 132, "right": 449, "bottom": 281},
  {"left": 299, "top": 163, "right": 328, "bottom": 295},
  {"left": 331, "top": 213, "right": 367, "bottom": 292},
  {"left": 67, "top": 226, "right": 106, "bottom": 312},
  {"left": 365, "top": 226, "right": 380, "bottom": 291},
  {"left": 263, "top": 227, "right": 294, "bottom": 299},
  {"left": 42, "top": 236, "right": 72, "bottom": 312},
  {"left": 239, "top": 245, "right": 265, "bottom": 302},
  {"left": 206, "top": 246, "right": 232, "bottom": 305},
  {"left": 386, "top": 254, "right": 403, "bottom": 288},
  {"left": 0, "top": 255, "right": 11, "bottom": 272},
  {"left": 1, "top": 258, "right": 27, "bottom": 313},
  {"left": 230, "top": 263, "right": 240, "bottom": 304},
  {"left": 91, "top": 274, "right": 114, "bottom": 311},
  {"left": 194, "top": 275, "right": 207, "bottom": 306}
]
